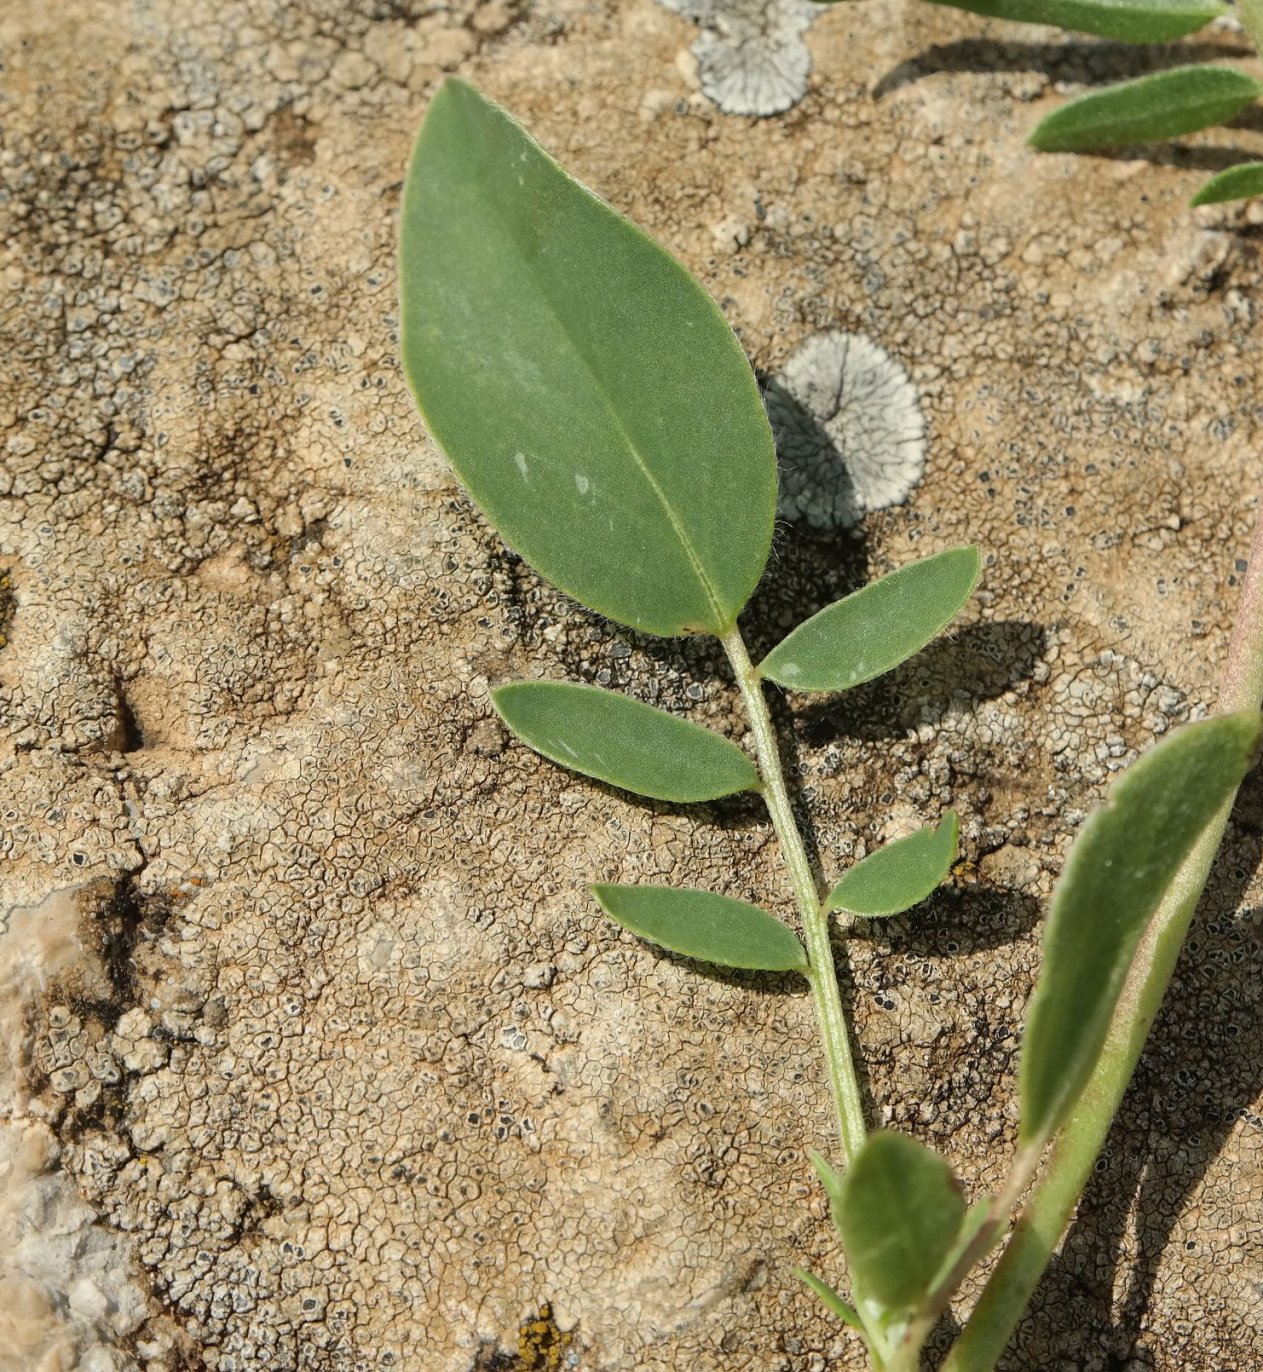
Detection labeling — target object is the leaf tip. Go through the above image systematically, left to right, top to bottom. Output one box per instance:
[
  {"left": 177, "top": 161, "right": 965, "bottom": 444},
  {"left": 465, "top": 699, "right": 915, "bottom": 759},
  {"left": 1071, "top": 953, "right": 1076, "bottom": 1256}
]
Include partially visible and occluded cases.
[{"left": 810, "top": 1149, "right": 843, "bottom": 1191}]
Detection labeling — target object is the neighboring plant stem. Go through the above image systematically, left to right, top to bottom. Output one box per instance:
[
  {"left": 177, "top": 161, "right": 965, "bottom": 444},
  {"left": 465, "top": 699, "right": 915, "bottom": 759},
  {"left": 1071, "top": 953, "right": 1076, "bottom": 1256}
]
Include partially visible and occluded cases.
[
  {"left": 1241, "top": 0, "right": 1263, "bottom": 58},
  {"left": 941, "top": 501, "right": 1263, "bottom": 1370},
  {"left": 721, "top": 624, "right": 869, "bottom": 1165},
  {"left": 887, "top": 1144, "right": 1043, "bottom": 1372}
]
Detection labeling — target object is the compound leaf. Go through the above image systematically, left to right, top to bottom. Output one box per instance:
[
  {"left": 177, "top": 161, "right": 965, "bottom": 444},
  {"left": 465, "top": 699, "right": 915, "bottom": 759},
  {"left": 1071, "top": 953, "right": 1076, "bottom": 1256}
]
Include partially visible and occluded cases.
[
  {"left": 922, "top": 0, "right": 1221, "bottom": 42},
  {"left": 1029, "top": 67, "right": 1263, "bottom": 153},
  {"left": 400, "top": 78, "right": 776, "bottom": 638},
  {"left": 1191, "top": 161, "right": 1263, "bottom": 206},
  {"left": 760, "top": 547, "right": 980, "bottom": 692},
  {"left": 492, "top": 681, "right": 759, "bottom": 803},
  {"left": 1019, "top": 713, "right": 1261, "bottom": 1148},
  {"left": 827, "top": 813, "right": 959, "bottom": 918},
  {"left": 591, "top": 884, "right": 807, "bottom": 972},
  {"left": 834, "top": 1131, "right": 967, "bottom": 1311}
]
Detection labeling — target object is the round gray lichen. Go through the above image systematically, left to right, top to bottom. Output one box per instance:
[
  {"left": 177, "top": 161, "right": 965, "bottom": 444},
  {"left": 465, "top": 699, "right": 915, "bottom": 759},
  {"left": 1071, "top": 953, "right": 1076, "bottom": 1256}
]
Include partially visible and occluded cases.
[
  {"left": 658, "top": 0, "right": 818, "bottom": 116},
  {"left": 766, "top": 330, "right": 928, "bottom": 530}
]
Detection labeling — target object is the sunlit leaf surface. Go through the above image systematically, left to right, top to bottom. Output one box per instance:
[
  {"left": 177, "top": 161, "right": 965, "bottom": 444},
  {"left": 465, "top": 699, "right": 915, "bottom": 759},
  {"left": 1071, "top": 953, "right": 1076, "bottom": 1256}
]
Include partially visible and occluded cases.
[
  {"left": 922, "top": 0, "right": 1221, "bottom": 42},
  {"left": 1029, "top": 67, "right": 1263, "bottom": 153},
  {"left": 400, "top": 79, "right": 776, "bottom": 637},
  {"left": 1191, "top": 161, "right": 1263, "bottom": 206},
  {"left": 760, "top": 547, "right": 980, "bottom": 692},
  {"left": 493, "top": 681, "right": 759, "bottom": 803},
  {"left": 827, "top": 813, "right": 959, "bottom": 918},
  {"left": 591, "top": 884, "right": 808, "bottom": 971},
  {"left": 834, "top": 1131, "right": 967, "bottom": 1310}
]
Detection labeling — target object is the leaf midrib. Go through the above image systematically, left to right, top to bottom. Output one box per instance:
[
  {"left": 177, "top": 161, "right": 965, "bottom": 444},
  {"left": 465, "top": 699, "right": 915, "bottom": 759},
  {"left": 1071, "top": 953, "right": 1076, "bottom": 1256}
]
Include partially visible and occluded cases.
[{"left": 473, "top": 151, "right": 729, "bottom": 634}]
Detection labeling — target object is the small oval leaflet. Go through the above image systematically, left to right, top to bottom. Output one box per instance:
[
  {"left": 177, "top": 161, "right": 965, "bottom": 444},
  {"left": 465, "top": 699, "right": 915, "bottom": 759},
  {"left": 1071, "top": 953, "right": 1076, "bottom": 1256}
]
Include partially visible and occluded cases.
[
  {"left": 921, "top": 0, "right": 1222, "bottom": 42},
  {"left": 1029, "top": 66, "right": 1263, "bottom": 153},
  {"left": 399, "top": 78, "right": 776, "bottom": 638},
  {"left": 1191, "top": 161, "right": 1263, "bottom": 207},
  {"left": 760, "top": 546, "right": 980, "bottom": 693},
  {"left": 492, "top": 681, "right": 760, "bottom": 803},
  {"left": 1019, "top": 712, "right": 1262, "bottom": 1149},
  {"left": 826, "top": 812, "right": 959, "bottom": 919},
  {"left": 591, "top": 884, "right": 808, "bottom": 972},
  {"left": 833, "top": 1130, "right": 967, "bottom": 1311}
]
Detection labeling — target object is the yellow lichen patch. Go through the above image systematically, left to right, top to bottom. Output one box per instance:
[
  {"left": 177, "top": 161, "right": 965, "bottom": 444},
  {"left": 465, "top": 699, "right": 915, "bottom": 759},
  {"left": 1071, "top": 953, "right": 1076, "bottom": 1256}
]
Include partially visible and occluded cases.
[
  {"left": 950, "top": 857, "right": 981, "bottom": 886},
  {"left": 516, "top": 1302, "right": 572, "bottom": 1371}
]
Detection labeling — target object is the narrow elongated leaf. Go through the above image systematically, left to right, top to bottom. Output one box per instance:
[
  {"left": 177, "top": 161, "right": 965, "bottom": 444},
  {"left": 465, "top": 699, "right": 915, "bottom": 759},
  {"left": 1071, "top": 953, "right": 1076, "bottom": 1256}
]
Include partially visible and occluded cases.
[
  {"left": 922, "top": 0, "right": 1221, "bottom": 42},
  {"left": 1029, "top": 67, "right": 1263, "bottom": 153},
  {"left": 400, "top": 79, "right": 777, "bottom": 638},
  {"left": 1191, "top": 161, "right": 1263, "bottom": 207},
  {"left": 760, "top": 547, "right": 980, "bottom": 692},
  {"left": 492, "top": 681, "right": 759, "bottom": 803},
  {"left": 1019, "top": 713, "right": 1261, "bottom": 1148},
  {"left": 827, "top": 813, "right": 959, "bottom": 918},
  {"left": 591, "top": 884, "right": 807, "bottom": 971},
  {"left": 834, "top": 1131, "right": 967, "bottom": 1310},
  {"left": 811, "top": 1149, "right": 847, "bottom": 1231},
  {"left": 795, "top": 1267, "right": 864, "bottom": 1330}
]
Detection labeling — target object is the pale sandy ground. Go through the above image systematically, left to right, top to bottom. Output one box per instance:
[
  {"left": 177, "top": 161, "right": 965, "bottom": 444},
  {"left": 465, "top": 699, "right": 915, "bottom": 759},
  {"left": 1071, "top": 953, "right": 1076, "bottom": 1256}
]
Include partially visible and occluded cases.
[{"left": 2, "top": 1, "right": 1262, "bottom": 1369}]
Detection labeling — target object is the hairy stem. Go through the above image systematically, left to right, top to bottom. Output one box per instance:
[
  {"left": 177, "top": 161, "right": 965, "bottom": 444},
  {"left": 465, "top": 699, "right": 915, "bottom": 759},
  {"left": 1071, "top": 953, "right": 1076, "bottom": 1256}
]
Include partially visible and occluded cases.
[
  {"left": 942, "top": 502, "right": 1263, "bottom": 1370},
  {"left": 721, "top": 625, "right": 868, "bottom": 1165}
]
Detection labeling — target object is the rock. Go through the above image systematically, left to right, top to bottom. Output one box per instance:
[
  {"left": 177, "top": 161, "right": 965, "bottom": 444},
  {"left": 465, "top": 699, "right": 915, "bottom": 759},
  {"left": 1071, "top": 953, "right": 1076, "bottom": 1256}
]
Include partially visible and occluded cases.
[{"left": 2, "top": 0, "right": 1261, "bottom": 1369}]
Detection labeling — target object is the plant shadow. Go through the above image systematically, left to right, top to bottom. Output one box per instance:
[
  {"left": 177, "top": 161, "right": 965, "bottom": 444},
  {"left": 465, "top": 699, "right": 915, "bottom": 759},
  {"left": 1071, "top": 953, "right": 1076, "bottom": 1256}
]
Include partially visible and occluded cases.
[
  {"left": 874, "top": 37, "right": 1253, "bottom": 100},
  {"left": 1079, "top": 141, "right": 1263, "bottom": 174},
  {"left": 795, "top": 620, "right": 1048, "bottom": 747},
  {"left": 995, "top": 772, "right": 1263, "bottom": 1367},
  {"left": 583, "top": 775, "right": 771, "bottom": 833},
  {"left": 851, "top": 881, "right": 1045, "bottom": 958},
  {"left": 830, "top": 882, "right": 1044, "bottom": 1137},
  {"left": 641, "top": 943, "right": 812, "bottom": 998}
]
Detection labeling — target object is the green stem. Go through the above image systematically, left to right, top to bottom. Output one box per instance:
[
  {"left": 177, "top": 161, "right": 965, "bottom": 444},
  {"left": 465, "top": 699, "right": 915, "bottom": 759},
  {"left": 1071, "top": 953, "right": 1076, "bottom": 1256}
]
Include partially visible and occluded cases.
[
  {"left": 1239, "top": 0, "right": 1263, "bottom": 60},
  {"left": 942, "top": 502, "right": 1263, "bottom": 1371},
  {"left": 721, "top": 624, "right": 868, "bottom": 1165}
]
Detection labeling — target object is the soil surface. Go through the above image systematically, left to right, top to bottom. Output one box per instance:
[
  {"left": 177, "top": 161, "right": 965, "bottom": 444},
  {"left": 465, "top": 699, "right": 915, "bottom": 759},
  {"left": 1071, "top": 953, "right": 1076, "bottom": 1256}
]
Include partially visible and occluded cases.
[{"left": 2, "top": 2, "right": 1262, "bottom": 1370}]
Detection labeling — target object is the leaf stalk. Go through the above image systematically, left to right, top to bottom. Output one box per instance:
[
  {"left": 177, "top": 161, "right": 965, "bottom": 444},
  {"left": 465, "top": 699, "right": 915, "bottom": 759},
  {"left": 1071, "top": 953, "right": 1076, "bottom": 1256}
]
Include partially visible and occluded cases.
[{"left": 721, "top": 625, "right": 869, "bottom": 1165}]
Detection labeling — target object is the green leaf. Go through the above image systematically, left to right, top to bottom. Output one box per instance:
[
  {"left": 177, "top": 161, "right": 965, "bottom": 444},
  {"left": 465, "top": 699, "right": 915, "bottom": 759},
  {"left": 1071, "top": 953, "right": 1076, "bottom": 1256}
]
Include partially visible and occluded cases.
[
  {"left": 922, "top": 0, "right": 1222, "bottom": 42},
  {"left": 1029, "top": 67, "right": 1263, "bottom": 153},
  {"left": 399, "top": 78, "right": 776, "bottom": 638},
  {"left": 1191, "top": 161, "right": 1263, "bottom": 207},
  {"left": 759, "top": 547, "right": 980, "bottom": 692},
  {"left": 492, "top": 681, "right": 759, "bottom": 803},
  {"left": 1019, "top": 713, "right": 1261, "bottom": 1148},
  {"left": 827, "top": 813, "right": 959, "bottom": 918},
  {"left": 591, "top": 884, "right": 808, "bottom": 971},
  {"left": 834, "top": 1131, "right": 967, "bottom": 1311},
  {"left": 811, "top": 1149, "right": 847, "bottom": 1231},
  {"left": 794, "top": 1267, "right": 865, "bottom": 1330}
]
